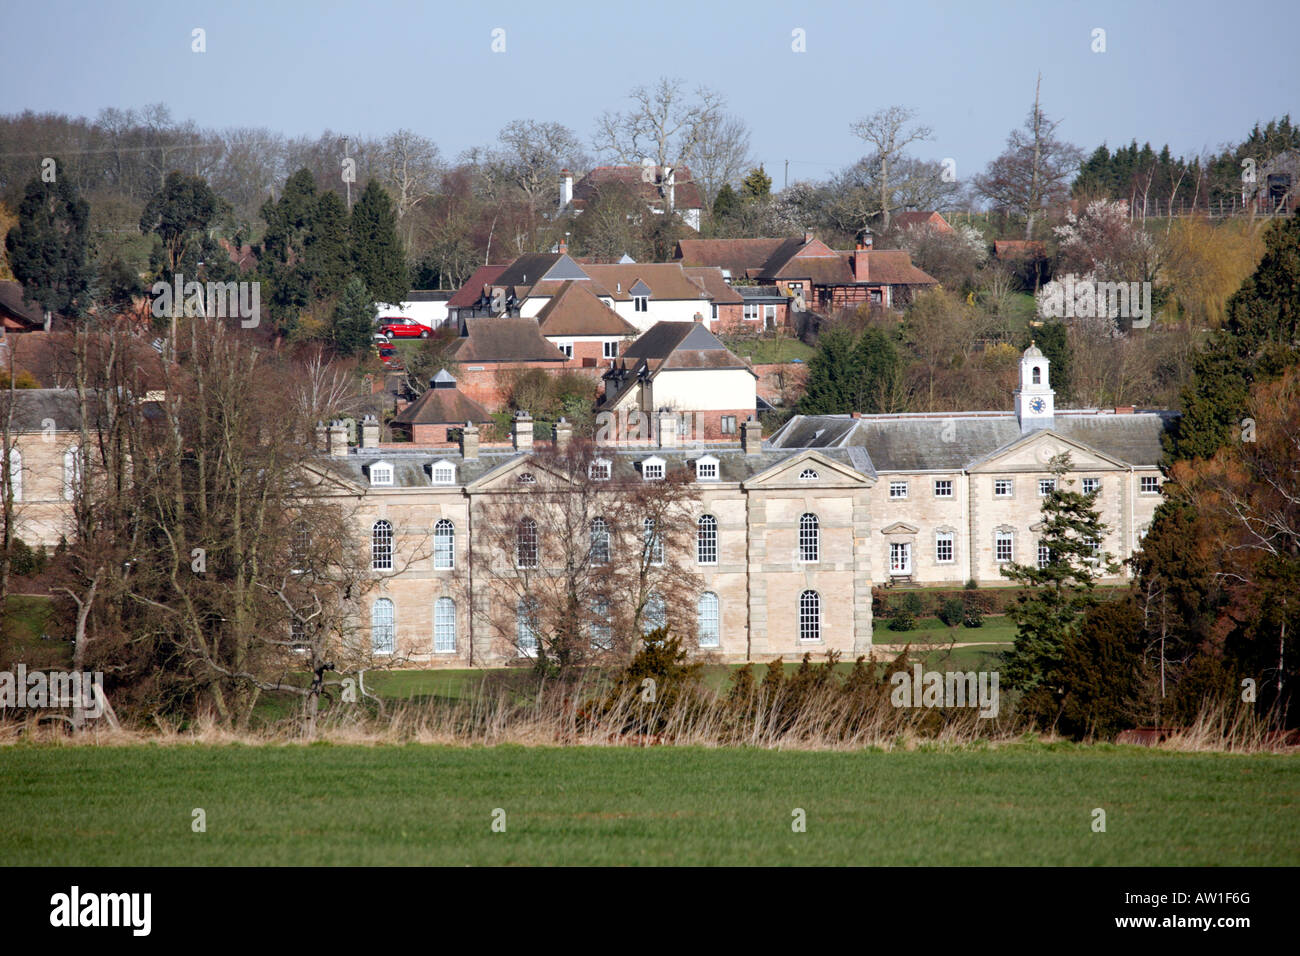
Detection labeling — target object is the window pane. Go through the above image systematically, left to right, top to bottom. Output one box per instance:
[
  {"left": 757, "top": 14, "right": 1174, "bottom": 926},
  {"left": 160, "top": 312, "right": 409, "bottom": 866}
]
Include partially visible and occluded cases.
[
  {"left": 799, "top": 513, "right": 819, "bottom": 562},
  {"left": 697, "top": 515, "right": 717, "bottom": 564},
  {"left": 434, "top": 519, "right": 454, "bottom": 569},
  {"left": 372, "top": 520, "right": 393, "bottom": 570},
  {"left": 799, "top": 590, "right": 820, "bottom": 641},
  {"left": 697, "top": 592, "right": 720, "bottom": 647},
  {"left": 434, "top": 598, "right": 456, "bottom": 652},
  {"left": 372, "top": 599, "right": 394, "bottom": 654}
]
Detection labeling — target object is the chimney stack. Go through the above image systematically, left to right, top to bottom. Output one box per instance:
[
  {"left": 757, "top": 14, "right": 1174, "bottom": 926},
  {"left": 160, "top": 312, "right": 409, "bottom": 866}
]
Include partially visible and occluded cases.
[
  {"left": 559, "top": 169, "right": 573, "bottom": 209},
  {"left": 803, "top": 230, "right": 814, "bottom": 245},
  {"left": 852, "top": 230, "right": 872, "bottom": 282},
  {"left": 558, "top": 238, "right": 568, "bottom": 255},
  {"left": 656, "top": 408, "right": 678, "bottom": 448},
  {"left": 512, "top": 410, "right": 533, "bottom": 452},
  {"left": 360, "top": 414, "right": 379, "bottom": 449},
  {"left": 741, "top": 416, "right": 762, "bottom": 455},
  {"left": 554, "top": 417, "right": 572, "bottom": 450},
  {"left": 327, "top": 420, "right": 348, "bottom": 457},
  {"left": 460, "top": 421, "right": 479, "bottom": 460}
]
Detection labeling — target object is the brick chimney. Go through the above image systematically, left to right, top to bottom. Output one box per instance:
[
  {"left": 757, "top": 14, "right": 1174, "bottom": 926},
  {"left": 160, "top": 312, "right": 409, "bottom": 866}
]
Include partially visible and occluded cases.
[
  {"left": 559, "top": 169, "right": 573, "bottom": 209},
  {"left": 852, "top": 229, "right": 873, "bottom": 282},
  {"left": 803, "top": 230, "right": 814, "bottom": 245},
  {"left": 557, "top": 238, "right": 568, "bottom": 255},
  {"left": 1114, "top": 405, "right": 1135, "bottom": 415},
  {"left": 657, "top": 408, "right": 678, "bottom": 448},
  {"left": 512, "top": 410, "right": 533, "bottom": 452},
  {"left": 360, "top": 414, "right": 379, "bottom": 449},
  {"left": 741, "top": 416, "right": 761, "bottom": 455},
  {"left": 554, "top": 417, "right": 572, "bottom": 450},
  {"left": 326, "top": 420, "right": 348, "bottom": 457},
  {"left": 460, "top": 421, "right": 479, "bottom": 460}
]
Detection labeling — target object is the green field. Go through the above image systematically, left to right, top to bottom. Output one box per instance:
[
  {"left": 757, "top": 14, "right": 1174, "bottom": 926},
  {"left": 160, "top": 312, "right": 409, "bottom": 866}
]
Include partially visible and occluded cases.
[{"left": 1, "top": 744, "right": 1294, "bottom": 865}]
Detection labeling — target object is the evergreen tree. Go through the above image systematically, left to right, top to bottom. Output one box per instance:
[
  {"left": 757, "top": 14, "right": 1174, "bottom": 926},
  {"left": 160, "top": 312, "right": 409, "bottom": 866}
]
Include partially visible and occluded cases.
[
  {"left": 4, "top": 161, "right": 93, "bottom": 319},
  {"left": 740, "top": 166, "right": 772, "bottom": 202},
  {"left": 258, "top": 168, "right": 319, "bottom": 336},
  {"left": 138, "top": 171, "right": 227, "bottom": 279},
  {"left": 350, "top": 180, "right": 408, "bottom": 305},
  {"left": 712, "top": 183, "right": 740, "bottom": 221},
  {"left": 305, "top": 191, "right": 352, "bottom": 301},
  {"left": 1167, "top": 214, "right": 1300, "bottom": 462},
  {"left": 330, "top": 277, "right": 376, "bottom": 357},
  {"left": 851, "top": 326, "right": 903, "bottom": 413},
  {"left": 798, "top": 327, "right": 859, "bottom": 414},
  {"left": 1001, "top": 452, "right": 1119, "bottom": 700},
  {"left": 1056, "top": 597, "right": 1145, "bottom": 739}
]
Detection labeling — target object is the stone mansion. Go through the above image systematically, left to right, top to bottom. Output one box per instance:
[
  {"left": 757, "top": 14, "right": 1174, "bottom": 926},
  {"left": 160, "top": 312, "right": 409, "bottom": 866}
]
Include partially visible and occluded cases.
[{"left": 312, "top": 345, "right": 1174, "bottom": 665}]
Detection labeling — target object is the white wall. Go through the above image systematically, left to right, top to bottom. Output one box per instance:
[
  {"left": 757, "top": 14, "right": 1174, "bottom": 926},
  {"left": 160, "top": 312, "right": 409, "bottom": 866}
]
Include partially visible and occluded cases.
[
  {"left": 375, "top": 299, "right": 451, "bottom": 328},
  {"left": 650, "top": 368, "right": 756, "bottom": 411}
]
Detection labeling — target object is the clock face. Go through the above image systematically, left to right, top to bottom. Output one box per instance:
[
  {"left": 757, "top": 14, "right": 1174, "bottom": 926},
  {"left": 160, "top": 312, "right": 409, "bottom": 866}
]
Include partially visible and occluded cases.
[{"left": 1029, "top": 397, "right": 1046, "bottom": 414}]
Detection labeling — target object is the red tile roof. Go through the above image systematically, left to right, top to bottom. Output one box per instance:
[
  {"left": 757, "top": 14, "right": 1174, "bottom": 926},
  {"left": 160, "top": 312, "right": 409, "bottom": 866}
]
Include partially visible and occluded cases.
[
  {"left": 892, "top": 211, "right": 953, "bottom": 234},
  {"left": 534, "top": 282, "right": 640, "bottom": 337},
  {"left": 448, "top": 317, "right": 568, "bottom": 363},
  {"left": 391, "top": 378, "right": 494, "bottom": 426}
]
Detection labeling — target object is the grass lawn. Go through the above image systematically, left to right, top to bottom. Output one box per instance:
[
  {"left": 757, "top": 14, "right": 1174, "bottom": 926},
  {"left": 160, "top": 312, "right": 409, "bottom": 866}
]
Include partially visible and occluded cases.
[
  {"left": 723, "top": 336, "right": 815, "bottom": 364},
  {"left": 0, "top": 595, "right": 65, "bottom": 669},
  {"left": 877, "top": 614, "right": 1017, "bottom": 646},
  {"left": 0, "top": 744, "right": 1294, "bottom": 865}
]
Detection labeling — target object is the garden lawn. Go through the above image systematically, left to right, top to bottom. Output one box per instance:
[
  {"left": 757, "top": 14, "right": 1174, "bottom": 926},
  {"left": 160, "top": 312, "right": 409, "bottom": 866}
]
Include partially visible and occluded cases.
[{"left": 0, "top": 744, "right": 1294, "bottom": 865}]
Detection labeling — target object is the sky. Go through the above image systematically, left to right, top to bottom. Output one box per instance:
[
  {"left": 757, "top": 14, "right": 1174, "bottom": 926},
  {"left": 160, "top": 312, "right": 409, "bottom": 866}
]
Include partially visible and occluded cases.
[{"left": 2, "top": 0, "right": 1297, "bottom": 188}]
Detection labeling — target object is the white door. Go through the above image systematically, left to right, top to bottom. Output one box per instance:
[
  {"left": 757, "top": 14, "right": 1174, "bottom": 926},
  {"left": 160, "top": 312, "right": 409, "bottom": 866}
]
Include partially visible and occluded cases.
[{"left": 890, "top": 542, "right": 912, "bottom": 574}]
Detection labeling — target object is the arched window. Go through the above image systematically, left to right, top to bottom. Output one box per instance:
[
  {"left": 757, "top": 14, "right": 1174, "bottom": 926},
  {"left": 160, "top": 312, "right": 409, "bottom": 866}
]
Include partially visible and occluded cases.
[
  {"left": 1032, "top": 366, "right": 1041, "bottom": 384},
  {"left": 63, "top": 446, "right": 80, "bottom": 501},
  {"left": 6, "top": 447, "right": 20, "bottom": 502},
  {"left": 799, "top": 468, "right": 819, "bottom": 480},
  {"left": 799, "top": 513, "right": 819, "bottom": 562},
  {"left": 697, "top": 514, "right": 717, "bottom": 565},
  {"left": 516, "top": 517, "right": 538, "bottom": 568},
  {"left": 589, "top": 517, "right": 611, "bottom": 565},
  {"left": 643, "top": 517, "right": 663, "bottom": 566},
  {"left": 433, "top": 519, "right": 455, "bottom": 569},
  {"left": 371, "top": 520, "right": 393, "bottom": 570},
  {"left": 799, "top": 590, "right": 820, "bottom": 642},
  {"left": 643, "top": 592, "right": 667, "bottom": 634},
  {"left": 697, "top": 592, "right": 720, "bottom": 648},
  {"left": 516, "top": 596, "right": 539, "bottom": 656},
  {"left": 434, "top": 597, "right": 456, "bottom": 652},
  {"left": 371, "top": 598, "right": 394, "bottom": 654}
]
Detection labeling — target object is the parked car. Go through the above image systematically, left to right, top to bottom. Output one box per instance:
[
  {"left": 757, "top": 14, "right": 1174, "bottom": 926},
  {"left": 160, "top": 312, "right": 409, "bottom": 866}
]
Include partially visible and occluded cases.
[
  {"left": 379, "top": 321, "right": 430, "bottom": 338},
  {"left": 372, "top": 332, "right": 391, "bottom": 344},
  {"left": 378, "top": 344, "right": 403, "bottom": 370}
]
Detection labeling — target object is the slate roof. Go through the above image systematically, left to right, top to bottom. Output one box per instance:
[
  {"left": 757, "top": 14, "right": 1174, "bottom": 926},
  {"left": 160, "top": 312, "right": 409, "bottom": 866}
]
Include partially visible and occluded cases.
[
  {"left": 534, "top": 283, "right": 640, "bottom": 337},
  {"left": 449, "top": 318, "right": 568, "bottom": 363},
  {"left": 4, "top": 388, "right": 86, "bottom": 431},
  {"left": 768, "top": 410, "right": 1177, "bottom": 471},
  {"left": 317, "top": 444, "right": 871, "bottom": 490}
]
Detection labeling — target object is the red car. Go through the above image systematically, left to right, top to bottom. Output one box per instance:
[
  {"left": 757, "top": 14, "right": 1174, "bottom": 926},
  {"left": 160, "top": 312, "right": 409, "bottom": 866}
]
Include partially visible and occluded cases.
[
  {"left": 379, "top": 320, "right": 430, "bottom": 338},
  {"left": 377, "top": 344, "right": 403, "bottom": 369}
]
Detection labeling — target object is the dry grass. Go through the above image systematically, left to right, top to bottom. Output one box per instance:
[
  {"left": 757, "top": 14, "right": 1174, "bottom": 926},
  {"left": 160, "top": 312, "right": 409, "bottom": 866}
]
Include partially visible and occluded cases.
[{"left": 3, "top": 678, "right": 1293, "bottom": 754}]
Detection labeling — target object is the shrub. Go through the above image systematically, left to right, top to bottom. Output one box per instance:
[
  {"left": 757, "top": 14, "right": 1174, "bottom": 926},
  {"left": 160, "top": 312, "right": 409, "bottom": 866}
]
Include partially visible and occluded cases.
[
  {"left": 962, "top": 592, "right": 991, "bottom": 628},
  {"left": 937, "top": 597, "right": 965, "bottom": 628}
]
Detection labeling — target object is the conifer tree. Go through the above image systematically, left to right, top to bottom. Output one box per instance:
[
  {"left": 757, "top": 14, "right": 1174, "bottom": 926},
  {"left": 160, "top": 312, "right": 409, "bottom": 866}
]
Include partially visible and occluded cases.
[
  {"left": 4, "top": 162, "right": 92, "bottom": 320},
  {"left": 350, "top": 180, "right": 408, "bottom": 305},
  {"left": 305, "top": 191, "right": 352, "bottom": 301},
  {"left": 330, "top": 277, "right": 376, "bottom": 357},
  {"left": 798, "top": 327, "right": 858, "bottom": 413},
  {"left": 1001, "top": 452, "right": 1119, "bottom": 699}
]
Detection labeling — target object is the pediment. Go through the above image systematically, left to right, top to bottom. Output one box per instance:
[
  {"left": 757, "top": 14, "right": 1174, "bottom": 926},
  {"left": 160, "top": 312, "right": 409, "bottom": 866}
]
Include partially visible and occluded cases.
[
  {"left": 968, "top": 429, "right": 1127, "bottom": 473},
  {"left": 743, "top": 449, "right": 874, "bottom": 489},
  {"left": 466, "top": 453, "right": 572, "bottom": 491},
  {"left": 881, "top": 521, "right": 919, "bottom": 535}
]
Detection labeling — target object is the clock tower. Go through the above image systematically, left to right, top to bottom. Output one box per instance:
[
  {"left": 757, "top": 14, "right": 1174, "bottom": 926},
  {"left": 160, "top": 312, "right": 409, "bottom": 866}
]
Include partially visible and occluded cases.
[{"left": 1015, "top": 342, "right": 1055, "bottom": 432}]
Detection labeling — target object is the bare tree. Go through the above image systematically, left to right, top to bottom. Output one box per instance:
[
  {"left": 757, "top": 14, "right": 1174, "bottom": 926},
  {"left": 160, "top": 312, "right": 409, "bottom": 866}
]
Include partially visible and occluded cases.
[
  {"left": 973, "top": 75, "right": 1083, "bottom": 239},
  {"left": 593, "top": 76, "right": 726, "bottom": 212},
  {"left": 849, "top": 106, "right": 934, "bottom": 231},
  {"left": 690, "top": 114, "right": 753, "bottom": 212},
  {"left": 495, "top": 119, "right": 589, "bottom": 213},
  {"left": 377, "top": 129, "right": 443, "bottom": 246},
  {"left": 468, "top": 438, "right": 701, "bottom": 673}
]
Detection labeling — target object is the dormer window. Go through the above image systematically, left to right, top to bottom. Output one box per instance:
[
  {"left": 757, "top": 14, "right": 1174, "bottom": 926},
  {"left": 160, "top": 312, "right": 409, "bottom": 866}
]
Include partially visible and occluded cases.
[
  {"left": 695, "top": 455, "right": 719, "bottom": 481},
  {"left": 641, "top": 457, "right": 665, "bottom": 481},
  {"left": 589, "top": 459, "right": 611, "bottom": 481},
  {"left": 369, "top": 461, "right": 394, "bottom": 486},
  {"left": 430, "top": 461, "right": 455, "bottom": 485},
  {"left": 799, "top": 468, "right": 819, "bottom": 480}
]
